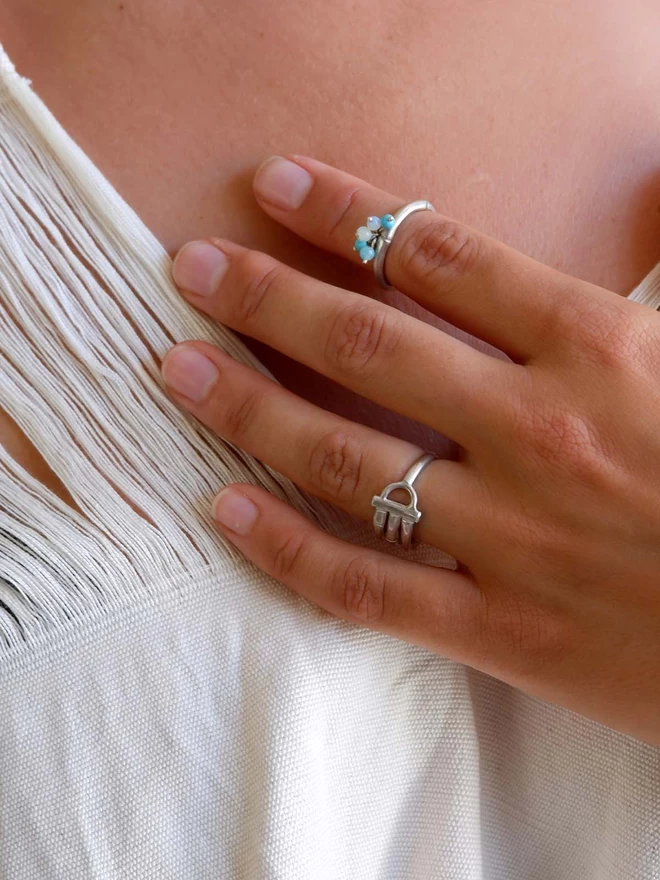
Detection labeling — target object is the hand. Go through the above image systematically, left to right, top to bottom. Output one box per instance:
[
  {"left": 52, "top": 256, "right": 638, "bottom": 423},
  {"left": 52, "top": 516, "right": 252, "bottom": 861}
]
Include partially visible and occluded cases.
[{"left": 161, "top": 156, "right": 660, "bottom": 745}]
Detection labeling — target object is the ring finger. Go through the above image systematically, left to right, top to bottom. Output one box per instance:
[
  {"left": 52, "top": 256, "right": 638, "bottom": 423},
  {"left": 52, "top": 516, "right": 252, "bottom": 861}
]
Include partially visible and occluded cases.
[{"left": 161, "top": 341, "right": 482, "bottom": 557}]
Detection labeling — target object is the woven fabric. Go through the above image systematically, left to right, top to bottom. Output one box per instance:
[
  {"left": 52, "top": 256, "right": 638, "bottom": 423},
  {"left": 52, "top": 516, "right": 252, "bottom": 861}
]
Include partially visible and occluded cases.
[{"left": 0, "top": 45, "right": 658, "bottom": 880}]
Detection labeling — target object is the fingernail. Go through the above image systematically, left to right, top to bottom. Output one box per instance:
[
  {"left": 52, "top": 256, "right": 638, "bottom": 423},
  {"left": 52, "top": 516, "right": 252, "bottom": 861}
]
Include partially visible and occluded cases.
[
  {"left": 254, "top": 156, "right": 313, "bottom": 211},
  {"left": 173, "top": 241, "right": 228, "bottom": 297},
  {"left": 162, "top": 346, "right": 219, "bottom": 402},
  {"left": 212, "top": 487, "right": 258, "bottom": 535}
]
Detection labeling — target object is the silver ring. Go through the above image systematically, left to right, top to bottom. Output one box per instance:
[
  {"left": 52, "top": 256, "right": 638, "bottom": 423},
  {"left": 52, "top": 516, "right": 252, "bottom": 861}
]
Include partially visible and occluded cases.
[
  {"left": 353, "top": 201, "right": 436, "bottom": 289},
  {"left": 371, "top": 452, "right": 437, "bottom": 550}
]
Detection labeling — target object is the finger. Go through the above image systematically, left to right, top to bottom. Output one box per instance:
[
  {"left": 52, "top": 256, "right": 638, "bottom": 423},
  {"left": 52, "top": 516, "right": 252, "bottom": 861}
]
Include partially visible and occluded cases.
[
  {"left": 252, "top": 155, "right": 621, "bottom": 361},
  {"left": 171, "top": 239, "right": 519, "bottom": 446},
  {"left": 161, "top": 341, "right": 481, "bottom": 558},
  {"left": 210, "top": 480, "right": 488, "bottom": 666}
]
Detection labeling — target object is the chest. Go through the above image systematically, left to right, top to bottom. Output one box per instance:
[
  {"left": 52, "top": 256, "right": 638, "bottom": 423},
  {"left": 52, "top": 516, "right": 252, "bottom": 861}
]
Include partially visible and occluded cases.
[{"left": 1, "top": 0, "right": 659, "bottom": 465}]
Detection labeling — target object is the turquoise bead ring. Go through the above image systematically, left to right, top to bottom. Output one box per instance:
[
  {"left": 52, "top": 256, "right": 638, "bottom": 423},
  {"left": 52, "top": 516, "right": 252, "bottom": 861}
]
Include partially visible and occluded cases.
[
  {"left": 354, "top": 200, "right": 436, "bottom": 289},
  {"left": 354, "top": 214, "right": 395, "bottom": 264}
]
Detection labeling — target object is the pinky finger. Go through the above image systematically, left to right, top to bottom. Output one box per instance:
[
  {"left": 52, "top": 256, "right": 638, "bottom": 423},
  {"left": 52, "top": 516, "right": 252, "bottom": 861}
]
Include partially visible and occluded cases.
[{"left": 211, "top": 482, "right": 486, "bottom": 661}]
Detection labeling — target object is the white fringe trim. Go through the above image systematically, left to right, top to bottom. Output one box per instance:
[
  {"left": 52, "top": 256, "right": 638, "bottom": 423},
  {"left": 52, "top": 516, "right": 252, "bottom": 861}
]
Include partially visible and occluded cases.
[
  {"left": 0, "top": 42, "right": 650, "bottom": 654},
  {"left": 0, "top": 43, "right": 347, "bottom": 654},
  {"left": 628, "top": 261, "right": 660, "bottom": 310}
]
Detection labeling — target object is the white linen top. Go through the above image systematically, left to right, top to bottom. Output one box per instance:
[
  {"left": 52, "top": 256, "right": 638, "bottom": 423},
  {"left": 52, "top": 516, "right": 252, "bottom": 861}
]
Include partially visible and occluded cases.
[{"left": 0, "top": 45, "right": 658, "bottom": 880}]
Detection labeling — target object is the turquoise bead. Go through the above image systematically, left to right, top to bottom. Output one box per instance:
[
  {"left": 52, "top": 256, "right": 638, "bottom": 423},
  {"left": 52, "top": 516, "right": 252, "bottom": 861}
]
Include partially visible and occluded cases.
[
  {"left": 381, "top": 214, "right": 395, "bottom": 230},
  {"left": 354, "top": 239, "right": 367, "bottom": 252},
  {"left": 360, "top": 246, "right": 376, "bottom": 262}
]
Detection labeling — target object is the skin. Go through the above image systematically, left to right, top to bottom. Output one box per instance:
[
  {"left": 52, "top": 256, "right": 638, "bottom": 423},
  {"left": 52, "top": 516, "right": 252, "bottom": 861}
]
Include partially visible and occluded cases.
[
  {"left": 1, "top": 0, "right": 660, "bottom": 484},
  {"left": 0, "top": 3, "right": 658, "bottom": 739},
  {"left": 161, "top": 156, "right": 660, "bottom": 744}
]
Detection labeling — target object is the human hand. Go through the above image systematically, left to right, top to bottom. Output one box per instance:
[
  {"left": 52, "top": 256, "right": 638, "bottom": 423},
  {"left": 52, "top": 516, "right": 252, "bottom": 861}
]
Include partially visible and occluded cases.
[{"left": 161, "top": 156, "right": 660, "bottom": 745}]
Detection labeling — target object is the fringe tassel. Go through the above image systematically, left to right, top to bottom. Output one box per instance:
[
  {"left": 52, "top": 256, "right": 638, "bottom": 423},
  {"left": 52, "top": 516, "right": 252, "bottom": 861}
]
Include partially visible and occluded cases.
[{"left": 0, "top": 45, "right": 346, "bottom": 654}]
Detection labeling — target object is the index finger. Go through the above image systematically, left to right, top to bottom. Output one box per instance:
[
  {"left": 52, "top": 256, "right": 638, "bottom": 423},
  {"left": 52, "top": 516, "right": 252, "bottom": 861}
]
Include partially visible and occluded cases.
[{"left": 252, "top": 155, "right": 621, "bottom": 361}]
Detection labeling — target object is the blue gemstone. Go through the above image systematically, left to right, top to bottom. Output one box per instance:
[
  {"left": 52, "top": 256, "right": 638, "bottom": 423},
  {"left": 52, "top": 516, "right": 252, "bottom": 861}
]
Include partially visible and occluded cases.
[
  {"left": 381, "top": 214, "right": 395, "bottom": 230},
  {"left": 354, "top": 239, "right": 367, "bottom": 251},
  {"left": 360, "top": 246, "right": 376, "bottom": 262}
]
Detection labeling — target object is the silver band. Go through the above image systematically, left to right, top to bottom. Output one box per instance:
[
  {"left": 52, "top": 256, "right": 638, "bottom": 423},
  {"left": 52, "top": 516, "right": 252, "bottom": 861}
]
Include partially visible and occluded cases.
[
  {"left": 374, "top": 200, "right": 436, "bottom": 289},
  {"left": 371, "top": 452, "right": 437, "bottom": 550}
]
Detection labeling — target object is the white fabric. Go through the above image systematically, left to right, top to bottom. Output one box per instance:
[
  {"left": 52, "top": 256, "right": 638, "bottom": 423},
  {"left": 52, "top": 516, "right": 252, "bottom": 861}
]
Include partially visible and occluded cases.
[
  {"left": 0, "top": 45, "right": 658, "bottom": 880},
  {"left": 628, "top": 258, "right": 660, "bottom": 309}
]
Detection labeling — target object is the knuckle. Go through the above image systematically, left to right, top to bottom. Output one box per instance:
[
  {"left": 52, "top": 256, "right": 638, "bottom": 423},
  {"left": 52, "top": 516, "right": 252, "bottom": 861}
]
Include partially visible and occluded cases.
[
  {"left": 397, "top": 219, "right": 481, "bottom": 288},
  {"left": 233, "top": 251, "right": 286, "bottom": 326},
  {"left": 558, "top": 296, "right": 646, "bottom": 369},
  {"left": 325, "top": 303, "right": 401, "bottom": 375},
  {"left": 578, "top": 309, "right": 641, "bottom": 367},
  {"left": 222, "top": 387, "right": 264, "bottom": 440},
  {"left": 511, "top": 401, "right": 605, "bottom": 483},
  {"left": 307, "top": 430, "right": 365, "bottom": 505},
  {"left": 271, "top": 530, "right": 309, "bottom": 581},
  {"left": 334, "top": 554, "right": 388, "bottom": 624},
  {"left": 483, "top": 590, "right": 568, "bottom": 677}
]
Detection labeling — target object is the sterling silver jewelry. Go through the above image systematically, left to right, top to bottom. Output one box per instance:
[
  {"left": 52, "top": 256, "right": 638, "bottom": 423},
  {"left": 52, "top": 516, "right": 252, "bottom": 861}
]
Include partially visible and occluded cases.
[
  {"left": 353, "top": 200, "right": 436, "bottom": 289},
  {"left": 371, "top": 452, "right": 437, "bottom": 550}
]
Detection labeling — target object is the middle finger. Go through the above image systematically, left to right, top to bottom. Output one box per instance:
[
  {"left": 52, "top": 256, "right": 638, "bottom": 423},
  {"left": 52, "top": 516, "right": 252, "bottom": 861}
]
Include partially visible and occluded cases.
[{"left": 172, "top": 239, "right": 520, "bottom": 447}]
